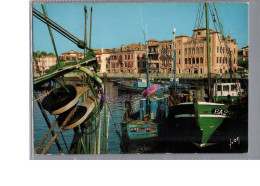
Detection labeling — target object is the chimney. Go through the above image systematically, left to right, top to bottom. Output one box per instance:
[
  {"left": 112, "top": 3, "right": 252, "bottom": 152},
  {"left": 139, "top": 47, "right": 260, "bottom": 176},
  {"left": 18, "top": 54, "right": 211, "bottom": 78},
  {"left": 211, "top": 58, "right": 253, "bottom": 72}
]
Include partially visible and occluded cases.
[
  {"left": 139, "top": 42, "right": 142, "bottom": 50},
  {"left": 121, "top": 45, "right": 124, "bottom": 51},
  {"left": 101, "top": 48, "right": 104, "bottom": 54}
]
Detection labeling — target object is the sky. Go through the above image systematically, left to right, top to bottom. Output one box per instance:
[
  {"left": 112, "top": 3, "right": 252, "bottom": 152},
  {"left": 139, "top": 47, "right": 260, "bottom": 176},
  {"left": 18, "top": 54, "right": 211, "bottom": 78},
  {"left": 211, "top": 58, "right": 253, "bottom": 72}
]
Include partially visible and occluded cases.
[{"left": 33, "top": 3, "right": 248, "bottom": 55}]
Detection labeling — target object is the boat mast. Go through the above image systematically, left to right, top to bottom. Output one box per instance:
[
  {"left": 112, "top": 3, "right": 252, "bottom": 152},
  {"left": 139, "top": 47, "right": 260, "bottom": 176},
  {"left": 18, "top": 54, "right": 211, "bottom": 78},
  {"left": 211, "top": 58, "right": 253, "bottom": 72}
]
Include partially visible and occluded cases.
[
  {"left": 205, "top": 2, "right": 212, "bottom": 102},
  {"left": 173, "top": 28, "right": 177, "bottom": 92},
  {"left": 229, "top": 28, "right": 233, "bottom": 83}
]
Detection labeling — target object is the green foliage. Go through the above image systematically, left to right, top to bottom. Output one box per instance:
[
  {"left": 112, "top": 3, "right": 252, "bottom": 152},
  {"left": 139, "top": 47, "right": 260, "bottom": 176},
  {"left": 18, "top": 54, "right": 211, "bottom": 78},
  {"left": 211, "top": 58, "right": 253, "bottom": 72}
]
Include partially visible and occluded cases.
[
  {"left": 33, "top": 51, "right": 53, "bottom": 58},
  {"left": 47, "top": 52, "right": 55, "bottom": 56},
  {"left": 237, "top": 58, "right": 248, "bottom": 69}
]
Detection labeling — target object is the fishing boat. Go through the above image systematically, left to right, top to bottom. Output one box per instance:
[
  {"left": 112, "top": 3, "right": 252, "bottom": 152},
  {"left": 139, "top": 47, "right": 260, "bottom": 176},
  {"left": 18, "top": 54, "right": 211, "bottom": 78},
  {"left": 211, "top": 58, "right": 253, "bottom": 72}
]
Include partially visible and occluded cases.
[
  {"left": 168, "top": 3, "right": 247, "bottom": 148},
  {"left": 33, "top": 5, "right": 104, "bottom": 154},
  {"left": 120, "top": 30, "right": 170, "bottom": 152},
  {"left": 118, "top": 78, "right": 149, "bottom": 92},
  {"left": 120, "top": 84, "right": 170, "bottom": 152}
]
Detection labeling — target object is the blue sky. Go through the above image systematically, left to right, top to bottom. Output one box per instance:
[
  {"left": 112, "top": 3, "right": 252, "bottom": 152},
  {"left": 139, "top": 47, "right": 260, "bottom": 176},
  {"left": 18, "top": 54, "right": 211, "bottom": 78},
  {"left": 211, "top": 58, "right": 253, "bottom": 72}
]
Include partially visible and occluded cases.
[{"left": 33, "top": 3, "right": 248, "bottom": 55}]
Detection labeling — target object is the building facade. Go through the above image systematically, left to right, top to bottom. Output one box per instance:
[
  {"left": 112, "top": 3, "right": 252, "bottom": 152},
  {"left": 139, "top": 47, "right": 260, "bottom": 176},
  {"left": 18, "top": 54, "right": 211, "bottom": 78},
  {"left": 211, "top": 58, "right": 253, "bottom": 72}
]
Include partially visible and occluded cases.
[
  {"left": 109, "top": 43, "right": 146, "bottom": 74},
  {"left": 241, "top": 45, "right": 249, "bottom": 61},
  {"left": 94, "top": 48, "right": 111, "bottom": 73},
  {"left": 59, "top": 50, "right": 84, "bottom": 62},
  {"left": 38, "top": 55, "right": 57, "bottom": 75}
]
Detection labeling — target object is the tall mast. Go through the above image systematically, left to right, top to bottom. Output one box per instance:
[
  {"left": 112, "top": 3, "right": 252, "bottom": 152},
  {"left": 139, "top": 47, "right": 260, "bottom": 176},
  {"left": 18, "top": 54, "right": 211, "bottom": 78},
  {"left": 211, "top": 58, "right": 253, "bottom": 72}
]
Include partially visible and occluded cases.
[
  {"left": 205, "top": 2, "right": 211, "bottom": 102},
  {"left": 84, "top": 5, "right": 88, "bottom": 57},
  {"left": 89, "top": 7, "right": 93, "bottom": 48},
  {"left": 173, "top": 28, "right": 176, "bottom": 92},
  {"left": 229, "top": 28, "right": 233, "bottom": 83}
]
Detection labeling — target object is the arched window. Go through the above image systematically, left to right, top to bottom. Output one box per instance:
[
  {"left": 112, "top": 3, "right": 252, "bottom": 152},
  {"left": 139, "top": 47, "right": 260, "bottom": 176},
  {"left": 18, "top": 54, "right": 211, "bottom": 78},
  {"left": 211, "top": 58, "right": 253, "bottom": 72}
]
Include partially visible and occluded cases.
[
  {"left": 196, "top": 47, "right": 199, "bottom": 54},
  {"left": 200, "top": 47, "right": 203, "bottom": 54},
  {"left": 185, "top": 48, "right": 187, "bottom": 55},
  {"left": 192, "top": 48, "right": 195, "bottom": 54},
  {"left": 200, "top": 57, "right": 203, "bottom": 64},
  {"left": 185, "top": 58, "right": 187, "bottom": 64},
  {"left": 192, "top": 58, "right": 195, "bottom": 64},
  {"left": 196, "top": 58, "right": 199, "bottom": 64},
  {"left": 200, "top": 68, "right": 203, "bottom": 74},
  {"left": 179, "top": 69, "right": 181, "bottom": 73},
  {"left": 188, "top": 69, "right": 191, "bottom": 73}
]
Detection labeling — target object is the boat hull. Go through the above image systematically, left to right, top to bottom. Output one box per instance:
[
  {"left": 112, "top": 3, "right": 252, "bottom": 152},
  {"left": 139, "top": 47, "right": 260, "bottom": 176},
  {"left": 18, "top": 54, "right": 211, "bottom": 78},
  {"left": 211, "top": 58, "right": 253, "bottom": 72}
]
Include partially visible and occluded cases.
[
  {"left": 171, "top": 101, "right": 242, "bottom": 147},
  {"left": 120, "top": 119, "right": 158, "bottom": 152}
]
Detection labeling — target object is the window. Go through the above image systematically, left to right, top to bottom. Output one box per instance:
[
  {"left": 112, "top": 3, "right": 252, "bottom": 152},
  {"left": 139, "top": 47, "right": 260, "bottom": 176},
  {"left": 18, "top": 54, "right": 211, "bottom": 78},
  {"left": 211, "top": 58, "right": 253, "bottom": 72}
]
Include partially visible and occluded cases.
[
  {"left": 198, "top": 31, "right": 201, "bottom": 35},
  {"left": 178, "top": 40, "right": 180, "bottom": 46},
  {"left": 169, "top": 45, "right": 172, "bottom": 49},
  {"left": 217, "top": 46, "right": 219, "bottom": 53},
  {"left": 196, "top": 47, "right": 199, "bottom": 54},
  {"left": 200, "top": 47, "right": 203, "bottom": 54},
  {"left": 220, "top": 47, "right": 222, "bottom": 54},
  {"left": 185, "top": 48, "right": 187, "bottom": 55},
  {"left": 189, "top": 48, "right": 191, "bottom": 54},
  {"left": 192, "top": 48, "right": 195, "bottom": 54},
  {"left": 179, "top": 49, "right": 181, "bottom": 55},
  {"left": 125, "top": 55, "right": 127, "bottom": 60},
  {"left": 200, "top": 57, "right": 203, "bottom": 64},
  {"left": 217, "top": 57, "right": 218, "bottom": 63},
  {"left": 220, "top": 57, "right": 222, "bottom": 63},
  {"left": 179, "top": 58, "right": 181, "bottom": 64},
  {"left": 185, "top": 58, "right": 187, "bottom": 64},
  {"left": 189, "top": 58, "right": 191, "bottom": 64},
  {"left": 192, "top": 58, "right": 195, "bottom": 64},
  {"left": 196, "top": 58, "right": 199, "bottom": 64},
  {"left": 234, "top": 58, "right": 236, "bottom": 64},
  {"left": 200, "top": 68, "right": 203, "bottom": 74},
  {"left": 179, "top": 69, "right": 181, "bottom": 73},
  {"left": 188, "top": 69, "right": 191, "bottom": 73},
  {"left": 194, "top": 69, "right": 198, "bottom": 74},
  {"left": 220, "top": 69, "right": 222, "bottom": 73},
  {"left": 217, "top": 85, "right": 222, "bottom": 91},
  {"left": 223, "top": 85, "right": 229, "bottom": 91},
  {"left": 231, "top": 85, "right": 237, "bottom": 91}
]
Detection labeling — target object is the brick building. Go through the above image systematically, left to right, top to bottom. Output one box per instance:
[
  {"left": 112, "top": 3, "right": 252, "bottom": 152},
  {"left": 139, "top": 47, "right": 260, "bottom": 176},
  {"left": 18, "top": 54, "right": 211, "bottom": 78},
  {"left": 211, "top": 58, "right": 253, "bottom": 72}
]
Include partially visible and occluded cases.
[{"left": 175, "top": 27, "right": 238, "bottom": 75}]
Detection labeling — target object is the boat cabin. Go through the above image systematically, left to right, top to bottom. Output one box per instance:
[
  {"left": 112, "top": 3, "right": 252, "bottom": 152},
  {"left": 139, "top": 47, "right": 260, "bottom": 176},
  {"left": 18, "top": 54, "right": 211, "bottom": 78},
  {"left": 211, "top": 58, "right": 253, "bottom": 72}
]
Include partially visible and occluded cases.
[{"left": 213, "top": 82, "right": 242, "bottom": 102}]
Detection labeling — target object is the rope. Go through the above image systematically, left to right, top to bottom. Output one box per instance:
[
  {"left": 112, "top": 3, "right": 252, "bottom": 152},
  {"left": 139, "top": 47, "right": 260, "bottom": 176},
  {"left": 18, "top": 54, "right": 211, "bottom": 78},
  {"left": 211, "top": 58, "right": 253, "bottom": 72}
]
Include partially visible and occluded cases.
[
  {"left": 33, "top": 89, "right": 53, "bottom": 102},
  {"left": 106, "top": 100, "right": 121, "bottom": 139},
  {"left": 41, "top": 106, "right": 78, "bottom": 154},
  {"left": 34, "top": 120, "right": 58, "bottom": 153}
]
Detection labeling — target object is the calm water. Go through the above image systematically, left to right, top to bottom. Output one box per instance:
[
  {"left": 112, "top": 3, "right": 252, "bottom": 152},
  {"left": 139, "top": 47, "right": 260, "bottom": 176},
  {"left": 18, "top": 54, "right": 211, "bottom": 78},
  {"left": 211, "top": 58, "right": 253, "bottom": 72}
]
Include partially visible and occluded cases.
[{"left": 33, "top": 81, "right": 141, "bottom": 154}]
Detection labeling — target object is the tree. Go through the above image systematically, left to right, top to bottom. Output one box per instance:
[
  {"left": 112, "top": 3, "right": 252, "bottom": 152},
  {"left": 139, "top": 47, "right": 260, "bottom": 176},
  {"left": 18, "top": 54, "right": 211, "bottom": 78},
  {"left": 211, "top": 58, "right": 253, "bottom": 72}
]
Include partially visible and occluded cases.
[
  {"left": 47, "top": 52, "right": 55, "bottom": 56},
  {"left": 237, "top": 58, "right": 248, "bottom": 70}
]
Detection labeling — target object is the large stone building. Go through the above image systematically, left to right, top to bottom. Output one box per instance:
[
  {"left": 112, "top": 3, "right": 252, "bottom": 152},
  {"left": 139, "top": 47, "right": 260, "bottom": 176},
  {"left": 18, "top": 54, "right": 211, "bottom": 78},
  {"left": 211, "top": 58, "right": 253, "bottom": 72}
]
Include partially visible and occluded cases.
[
  {"left": 147, "top": 27, "right": 238, "bottom": 76},
  {"left": 177, "top": 27, "right": 238, "bottom": 75}
]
